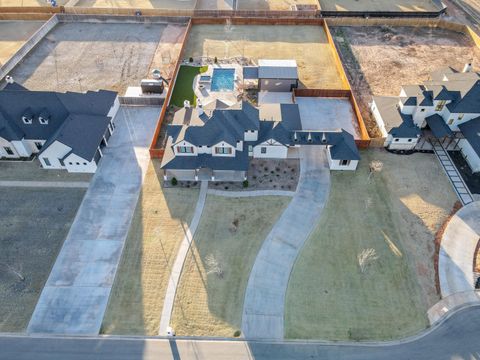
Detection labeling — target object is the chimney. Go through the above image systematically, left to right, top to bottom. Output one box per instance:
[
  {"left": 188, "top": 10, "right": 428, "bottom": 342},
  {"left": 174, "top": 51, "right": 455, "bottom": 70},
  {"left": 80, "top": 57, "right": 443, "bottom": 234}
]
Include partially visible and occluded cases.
[{"left": 463, "top": 63, "right": 472, "bottom": 73}]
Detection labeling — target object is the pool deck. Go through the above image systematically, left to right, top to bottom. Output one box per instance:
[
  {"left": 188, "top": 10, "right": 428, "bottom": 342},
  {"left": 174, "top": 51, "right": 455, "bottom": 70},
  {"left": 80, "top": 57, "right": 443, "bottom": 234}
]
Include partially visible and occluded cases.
[{"left": 194, "top": 63, "right": 242, "bottom": 108}]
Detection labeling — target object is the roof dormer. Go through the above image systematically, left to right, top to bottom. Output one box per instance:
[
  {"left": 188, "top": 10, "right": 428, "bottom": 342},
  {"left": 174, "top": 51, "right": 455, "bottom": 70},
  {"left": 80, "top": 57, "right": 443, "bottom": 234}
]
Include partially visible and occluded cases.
[
  {"left": 22, "top": 108, "right": 33, "bottom": 125},
  {"left": 39, "top": 109, "right": 50, "bottom": 125}
]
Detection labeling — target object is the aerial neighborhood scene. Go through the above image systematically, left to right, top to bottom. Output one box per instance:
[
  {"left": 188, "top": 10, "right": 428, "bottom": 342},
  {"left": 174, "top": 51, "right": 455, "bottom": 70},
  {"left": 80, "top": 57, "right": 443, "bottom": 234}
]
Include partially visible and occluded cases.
[{"left": 1, "top": 0, "right": 480, "bottom": 358}]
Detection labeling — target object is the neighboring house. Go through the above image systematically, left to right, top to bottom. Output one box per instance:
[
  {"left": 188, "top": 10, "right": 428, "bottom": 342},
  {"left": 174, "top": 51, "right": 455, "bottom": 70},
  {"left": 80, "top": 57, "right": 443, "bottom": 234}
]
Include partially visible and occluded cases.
[
  {"left": 243, "top": 59, "right": 299, "bottom": 92},
  {"left": 371, "top": 65, "right": 480, "bottom": 172},
  {"left": 0, "top": 83, "right": 119, "bottom": 173},
  {"left": 161, "top": 101, "right": 360, "bottom": 181}
]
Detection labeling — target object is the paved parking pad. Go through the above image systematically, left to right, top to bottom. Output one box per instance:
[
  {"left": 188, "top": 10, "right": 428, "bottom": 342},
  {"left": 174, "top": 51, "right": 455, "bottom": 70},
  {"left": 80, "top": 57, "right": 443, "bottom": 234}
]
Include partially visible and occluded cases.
[{"left": 27, "top": 107, "right": 160, "bottom": 335}]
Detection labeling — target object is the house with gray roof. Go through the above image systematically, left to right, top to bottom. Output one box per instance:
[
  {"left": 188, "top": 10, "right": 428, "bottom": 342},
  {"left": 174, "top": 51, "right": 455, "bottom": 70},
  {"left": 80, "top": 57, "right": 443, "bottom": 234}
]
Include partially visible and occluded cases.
[
  {"left": 371, "top": 65, "right": 480, "bottom": 173},
  {"left": 0, "top": 83, "right": 119, "bottom": 173},
  {"left": 161, "top": 100, "right": 360, "bottom": 181}
]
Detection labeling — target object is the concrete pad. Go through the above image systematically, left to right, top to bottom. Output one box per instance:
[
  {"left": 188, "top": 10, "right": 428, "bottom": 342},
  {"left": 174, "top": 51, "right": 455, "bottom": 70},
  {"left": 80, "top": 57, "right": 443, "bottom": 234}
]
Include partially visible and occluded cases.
[
  {"left": 258, "top": 91, "right": 294, "bottom": 105},
  {"left": 296, "top": 97, "right": 360, "bottom": 139},
  {"left": 27, "top": 107, "right": 160, "bottom": 335},
  {"left": 242, "top": 146, "right": 330, "bottom": 339},
  {"left": 439, "top": 201, "right": 480, "bottom": 297}
]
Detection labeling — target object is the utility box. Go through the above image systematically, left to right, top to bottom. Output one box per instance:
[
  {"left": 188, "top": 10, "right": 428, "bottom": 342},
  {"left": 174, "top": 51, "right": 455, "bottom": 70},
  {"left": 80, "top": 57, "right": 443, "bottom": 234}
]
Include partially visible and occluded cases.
[{"left": 141, "top": 79, "right": 164, "bottom": 94}]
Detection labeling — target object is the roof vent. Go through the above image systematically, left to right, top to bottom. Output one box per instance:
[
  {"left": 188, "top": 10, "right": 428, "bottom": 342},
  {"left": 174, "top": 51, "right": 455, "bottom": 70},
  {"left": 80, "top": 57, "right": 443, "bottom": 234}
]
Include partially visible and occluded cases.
[
  {"left": 463, "top": 63, "right": 472, "bottom": 73},
  {"left": 293, "top": 131, "right": 298, "bottom": 142},
  {"left": 307, "top": 132, "right": 312, "bottom": 142},
  {"left": 321, "top": 133, "right": 327, "bottom": 143}
]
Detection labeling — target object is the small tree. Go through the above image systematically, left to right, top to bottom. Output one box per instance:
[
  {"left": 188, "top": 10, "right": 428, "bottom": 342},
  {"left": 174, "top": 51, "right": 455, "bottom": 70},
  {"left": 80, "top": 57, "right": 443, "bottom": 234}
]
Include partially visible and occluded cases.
[
  {"left": 189, "top": 57, "right": 193, "bottom": 63},
  {"left": 368, "top": 160, "right": 383, "bottom": 181},
  {"left": 171, "top": 177, "right": 178, "bottom": 186},
  {"left": 242, "top": 180, "right": 249, "bottom": 188},
  {"left": 358, "top": 248, "right": 378, "bottom": 274}
]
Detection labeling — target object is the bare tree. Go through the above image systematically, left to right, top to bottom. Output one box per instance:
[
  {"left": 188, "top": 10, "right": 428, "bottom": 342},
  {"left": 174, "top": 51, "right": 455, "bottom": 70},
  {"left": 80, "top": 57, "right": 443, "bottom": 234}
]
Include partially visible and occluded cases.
[
  {"left": 357, "top": 248, "right": 379, "bottom": 274},
  {"left": 205, "top": 254, "right": 224, "bottom": 279}
]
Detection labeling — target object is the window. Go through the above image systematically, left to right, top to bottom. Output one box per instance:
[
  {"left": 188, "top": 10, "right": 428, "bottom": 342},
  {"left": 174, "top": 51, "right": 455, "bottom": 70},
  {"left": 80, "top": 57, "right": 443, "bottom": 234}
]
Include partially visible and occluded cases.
[
  {"left": 435, "top": 100, "right": 446, "bottom": 111},
  {"left": 420, "top": 108, "right": 425, "bottom": 112},
  {"left": 458, "top": 114, "right": 464, "bottom": 120},
  {"left": 22, "top": 116, "right": 32, "bottom": 124},
  {"left": 39, "top": 117, "right": 49, "bottom": 125},
  {"left": 448, "top": 118, "right": 454, "bottom": 125},
  {"left": 394, "top": 138, "right": 399, "bottom": 142},
  {"left": 408, "top": 139, "right": 412, "bottom": 142},
  {"left": 35, "top": 142, "right": 43, "bottom": 150},
  {"left": 248, "top": 145, "right": 253, "bottom": 153},
  {"left": 4, "top": 146, "right": 13, "bottom": 155},
  {"left": 177, "top": 146, "right": 193, "bottom": 154},
  {"left": 215, "top": 147, "right": 232, "bottom": 154},
  {"left": 261, "top": 147, "right": 267, "bottom": 154},
  {"left": 43, "top": 157, "right": 51, "bottom": 166},
  {"left": 59, "top": 158, "right": 65, "bottom": 167},
  {"left": 340, "top": 160, "right": 351, "bottom": 166},
  {"left": 69, "top": 162, "right": 73, "bottom": 165},
  {"left": 83, "top": 162, "right": 87, "bottom": 165}
]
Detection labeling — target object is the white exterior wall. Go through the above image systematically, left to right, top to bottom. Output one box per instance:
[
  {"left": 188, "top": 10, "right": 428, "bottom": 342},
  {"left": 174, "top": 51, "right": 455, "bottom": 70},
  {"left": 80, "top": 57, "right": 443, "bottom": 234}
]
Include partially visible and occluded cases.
[
  {"left": 260, "top": 79, "right": 297, "bottom": 92},
  {"left": 107, "top": 97, "right": 121, "bottom": 119},
  {"left": 370, "top": 101, "right": 388, "bottom": 138},
  {"left": 446, "top": 112, "right": 478, "bottom": 131},
  {"left": 244, "top": 130, "right": 258, "bottom": 141},
  {"left": 386, "top": 135, "right": 418, "bottom": 150},
  {"left": 0, "top": 137, "right": 19, "bottom": 158},
  {"left": 11, "top": 139, "right": 32, "bottom": 157},
  {"left": 24, "top": 139, "right": 46, "bottom": 154},
  {"left": 459, "top": 139, "right": 480, "bottom": 173},
  {"left": 39, "top": 140, "right": 71, "bottom": 169},
  {"left": 173, "top": 140, "right": 197, "bottom": 156},
  {"left": 212, "top": 141, "right": 236, "bottom": 157},
  {"left": 236, "top": 141, "right": 243, "bottom": 151},
  {"left": 253, "top": 141, "right": 288, "bottom": 158},
  {"left": 197, "top": 145, "right": 212, "bottom": 154},
  {"left": 327, "top": 150, "right": 358, "bottom": 171},
  {"left": 64, "top": 152, "right": 98, "bottom": 173}
]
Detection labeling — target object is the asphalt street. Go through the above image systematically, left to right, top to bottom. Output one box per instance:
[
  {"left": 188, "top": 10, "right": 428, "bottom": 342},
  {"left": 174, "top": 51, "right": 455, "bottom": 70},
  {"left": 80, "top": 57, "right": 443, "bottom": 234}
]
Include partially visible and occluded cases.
[{"left": 1, "top": 305, "right": 479, "bottom": 360}]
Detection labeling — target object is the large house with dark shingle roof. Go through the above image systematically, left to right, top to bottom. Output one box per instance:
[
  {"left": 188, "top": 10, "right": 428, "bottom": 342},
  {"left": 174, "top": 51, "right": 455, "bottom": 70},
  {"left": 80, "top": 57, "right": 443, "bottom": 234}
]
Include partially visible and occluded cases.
[
  {"left": 371, "top": 65, "right": 480, "bottom": 173},
  {"left": 0, "top": 83, "right": 118, "bottom": 173},
  {"left": 161, "top": 101, "right": 360, "bottom": 181}
]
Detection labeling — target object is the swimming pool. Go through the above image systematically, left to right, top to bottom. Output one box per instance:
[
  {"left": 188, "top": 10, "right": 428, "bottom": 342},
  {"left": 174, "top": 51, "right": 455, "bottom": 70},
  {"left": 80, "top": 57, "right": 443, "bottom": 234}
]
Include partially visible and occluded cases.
[{"left": 211, "top": 68, "right": 235, "bottom": 92}]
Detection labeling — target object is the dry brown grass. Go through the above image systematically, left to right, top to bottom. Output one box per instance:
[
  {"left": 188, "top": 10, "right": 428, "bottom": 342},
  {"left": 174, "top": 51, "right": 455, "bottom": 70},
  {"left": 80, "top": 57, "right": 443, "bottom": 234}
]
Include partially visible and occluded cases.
[
  {"left": 237, "top": 0, "right": 319, "bottom": 10},
  {"left": 319, "top": 0, "right": 439, "bottom": 12},
  {"left": 0, "top": 21, "right": 44, "bottom": 66},
  {"left": 183, "top": 24, "right": 346, "bottom": 89},
  {"left": 101, "top": 161, "right": 199, "bottom": 335},
  {"left": 170, "top": 195, "right": 290, "bottom": 337}
]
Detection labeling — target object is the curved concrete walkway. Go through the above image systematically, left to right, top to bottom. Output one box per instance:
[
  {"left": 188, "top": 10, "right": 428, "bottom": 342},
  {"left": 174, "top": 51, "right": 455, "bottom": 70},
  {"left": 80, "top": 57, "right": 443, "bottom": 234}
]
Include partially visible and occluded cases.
[
  {"left": 242, "top": 146, "right": 330, "bottom": 339},
  {"left": 158, "top": 181, "right": 208, "bottom": 335},
  {"left": 207, "top": 189, "right": 295, "bottom": 197},
  {"left": 439, "top": 201, "right": 480, "bottom": 298}
]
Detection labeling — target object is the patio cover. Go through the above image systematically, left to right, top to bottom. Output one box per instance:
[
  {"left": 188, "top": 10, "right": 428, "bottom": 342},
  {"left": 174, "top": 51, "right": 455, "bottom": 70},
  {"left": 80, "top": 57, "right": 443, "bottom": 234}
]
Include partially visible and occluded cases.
[{"left": 426, "top": 114, "right": 453, "bottom": 138}]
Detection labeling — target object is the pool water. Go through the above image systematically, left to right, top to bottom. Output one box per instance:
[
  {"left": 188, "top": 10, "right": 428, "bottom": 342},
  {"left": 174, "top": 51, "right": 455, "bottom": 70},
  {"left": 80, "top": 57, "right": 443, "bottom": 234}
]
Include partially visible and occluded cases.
[{"left": 211, "top": 68, "right": 235, "bottom": 92}]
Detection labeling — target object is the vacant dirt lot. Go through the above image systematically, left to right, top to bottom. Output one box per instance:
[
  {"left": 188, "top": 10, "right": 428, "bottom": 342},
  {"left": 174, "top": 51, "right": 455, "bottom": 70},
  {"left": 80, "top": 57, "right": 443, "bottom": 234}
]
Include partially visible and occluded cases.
[
  {"left": 0, "top": 0, "right": 68, "bottom": 6},
  {"left": 75, "top": 0, "right": 195, "bottom": 9},
  {"left": 237, "top": 0, "right": 319, "bottom": 10},
  {"left": 319, "top": 0, "right": 439, "bottom": 12},
  {"left": 0, "top": 21, "right": 44, "bottom": 66},
  {"left": 9, "top": 22, "right": 186, "bottom": 94},
  {"left": 184, "top": 24, "right": 345, "bottom": 89},
  {"left": 332, "top": 26, "right": 480, "bottom": 137},
  {"left": 285, "top": 149, "right": 457, "bottom": 340},
  {"left": 101, "top": 161, "right": 199, "bottom": 335},
  {"left": 0, "top": 187, "right": 85, "bottom": 332},
  {"left": 171, "top": 195, "right": 290, "bottom": 337}
]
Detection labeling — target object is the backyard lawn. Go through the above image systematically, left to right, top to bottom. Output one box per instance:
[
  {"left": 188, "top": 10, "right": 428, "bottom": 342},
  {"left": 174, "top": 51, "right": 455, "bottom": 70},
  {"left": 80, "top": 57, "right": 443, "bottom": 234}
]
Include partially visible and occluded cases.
[
  {"left": 169, "top": 65, "right": 207, "bottom": 107},
  {"left": 285, "top": 149, "right": 456, "bottom": 340},
  {"left": 101, "top": 161, "right": 199, "bottom": 335},
  {"left": 171, "top": 195, "right": 291, "bottom": 337}
]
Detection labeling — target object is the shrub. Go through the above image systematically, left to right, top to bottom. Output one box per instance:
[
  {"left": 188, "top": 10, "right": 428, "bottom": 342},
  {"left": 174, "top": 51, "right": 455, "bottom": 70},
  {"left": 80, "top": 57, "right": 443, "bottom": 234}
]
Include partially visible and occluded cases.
[
  {"left": 214, "top": 56, "right": 218, "bottom": 63},
  {"left": 189, "top": 57, "right": 193, "bottom": 63},
  {"left": 171, "top": 177, "right": 178, "bottom": 186},
  {"left": 242, "top": 180, "right": 249, "bottom": 188},
  {"left": 233, "top": 330, "right": 241, "bottom": 337}
]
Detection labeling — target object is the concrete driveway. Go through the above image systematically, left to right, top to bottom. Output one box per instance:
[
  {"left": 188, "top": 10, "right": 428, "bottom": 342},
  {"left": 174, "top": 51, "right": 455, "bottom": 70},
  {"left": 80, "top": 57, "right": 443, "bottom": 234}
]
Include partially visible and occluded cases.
[
  {"left": 27, "top": 107, "right": 160, "bottom": 335},
  {"left": 242, "top": 146, "right": 330, "bottom": 339},
  {"left": 439, "top": 201, "right": 480, "bottom": 297}
]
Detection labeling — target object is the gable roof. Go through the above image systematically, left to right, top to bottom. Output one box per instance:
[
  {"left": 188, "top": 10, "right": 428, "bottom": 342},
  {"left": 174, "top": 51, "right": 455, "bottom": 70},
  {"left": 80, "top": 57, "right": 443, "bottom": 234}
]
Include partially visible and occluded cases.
[
  {"left": 426, "top": 114, "right": 453, "bottom": 138},
  {"left": 458, "top": 116, "right": 480, "bottom": 158}
]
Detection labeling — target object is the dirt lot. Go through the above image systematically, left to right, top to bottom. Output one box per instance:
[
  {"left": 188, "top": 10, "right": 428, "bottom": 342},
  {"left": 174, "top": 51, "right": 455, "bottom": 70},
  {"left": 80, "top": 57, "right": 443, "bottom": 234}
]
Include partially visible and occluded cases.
[
  {"left": 0, "top": 0, "right": 68, "bottom": 6},
  {"left": 75, "top": 0, "right": 195, "bottom": 9},
  {"left": 237, "top": 0, "right": 319, "bottom": 10},
  {"left": 319, "top": 0, "right": 439, "bottom": 12},
  {"left": 0, "top": 21, "right": 44, "bottom": 66},
  {"left": 9, "top": 22, "right": 187, "bottom": 94},
  {"left": 184, "top": 24, "right": 345, "bottom": 89},
  {"left": 332, "top": 26, "right": 480, "bottom": 137},
  {"left": 285, "top": 149, "right": 457, "bottom": 340},
  {"left": 101, "top": 161, "right": 199, "bottom": 335},
  {"left": 0, "top": 187, "right": 85, "bottom": 332},
  {"left": 171, "top": 195, "right": 290, "bottom": 336}
]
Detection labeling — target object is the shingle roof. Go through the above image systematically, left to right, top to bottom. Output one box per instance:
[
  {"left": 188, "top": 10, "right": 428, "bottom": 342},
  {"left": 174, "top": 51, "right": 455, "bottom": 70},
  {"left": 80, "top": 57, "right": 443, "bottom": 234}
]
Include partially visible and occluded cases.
[
  {"left": 258, "top": 59, "right": 298, "bottom": 79},
  {"left": 243, "top": 66, "right": 259, "bottom": 80},
  {"left": 426, "top": 114, "right": 453, "bottom": 138},
  {"left": 458, "top": 116, "right": 480, "bottom": 158}
]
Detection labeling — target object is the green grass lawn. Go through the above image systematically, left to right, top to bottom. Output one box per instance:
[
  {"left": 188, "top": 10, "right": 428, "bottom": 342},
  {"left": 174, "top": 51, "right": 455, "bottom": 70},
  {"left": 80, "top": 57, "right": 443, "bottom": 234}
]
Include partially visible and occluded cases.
[
  {"left": 169, "top": 65, "right": 207, "bottom": 107},
  {"left": 285, "top": 151, "right": 429, "bottom": 341},
  {"left": 171, "top": 195, "right": 291, "bottom": 337}
]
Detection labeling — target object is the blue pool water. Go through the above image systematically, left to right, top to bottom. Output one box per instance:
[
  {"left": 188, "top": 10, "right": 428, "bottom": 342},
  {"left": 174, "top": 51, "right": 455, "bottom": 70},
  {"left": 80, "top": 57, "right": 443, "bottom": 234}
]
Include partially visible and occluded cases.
[{"left": 211, "top": 68, "right": 235, "bottom": 92}]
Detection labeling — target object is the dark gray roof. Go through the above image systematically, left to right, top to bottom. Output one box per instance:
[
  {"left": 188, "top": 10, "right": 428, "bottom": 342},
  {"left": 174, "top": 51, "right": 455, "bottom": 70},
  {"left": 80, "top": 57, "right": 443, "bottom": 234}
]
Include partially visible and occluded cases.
[
  {"left": 258, "top": 60, "right": 298, "bottom": 80},
  {"left": 243, "top": 66, "right": 259, "bottom": 80},
  {"left": 446, "top": 81, "right": 480, "bottom": 114},
  {"left": 426, "top": 114, "right": 453, "bottom": 138},
  {"left": 390, "top": 115, "right": 421, "bottom": 138},
  {"left": 458, "top": 116, "right": 480, "bottom": 158},
  {"left": 162, "top": 148, "right": 250, "bottom": 171}
]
